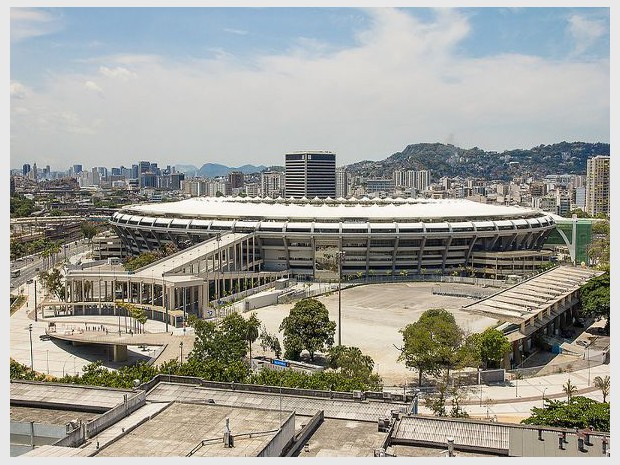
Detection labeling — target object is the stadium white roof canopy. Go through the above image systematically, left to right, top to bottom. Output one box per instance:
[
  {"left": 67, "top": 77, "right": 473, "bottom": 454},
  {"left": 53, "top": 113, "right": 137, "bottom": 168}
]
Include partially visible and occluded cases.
[{"left": 121, "top": 197, "right": 549, "bottom": 222}]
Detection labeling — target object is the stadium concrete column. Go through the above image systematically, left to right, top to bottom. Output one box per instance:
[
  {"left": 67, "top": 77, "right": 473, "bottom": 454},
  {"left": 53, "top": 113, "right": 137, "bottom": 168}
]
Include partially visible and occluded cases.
[{"left": 170, "top": 285, "right": 176, "bottom": 312}]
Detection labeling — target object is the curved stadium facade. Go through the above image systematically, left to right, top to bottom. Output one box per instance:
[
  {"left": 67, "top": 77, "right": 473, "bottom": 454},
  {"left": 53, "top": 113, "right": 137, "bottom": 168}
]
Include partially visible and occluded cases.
[{"left": 110, "top": 197, "right": 556, "bottom": 279}]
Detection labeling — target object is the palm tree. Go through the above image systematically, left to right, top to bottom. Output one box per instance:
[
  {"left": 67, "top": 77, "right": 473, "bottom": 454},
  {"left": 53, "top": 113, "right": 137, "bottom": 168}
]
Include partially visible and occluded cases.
[
  {"left": 47, "top": 241, "right": 62, "bottom": 267},
  {"left": 246, "top": 313, "right": 260, "bottom": 362},
  {"left": 593, "top": 375, "right": 610, "bottom": 402},
  {"left": 563, "top": 379, "right": 578, "bottom": 403}
]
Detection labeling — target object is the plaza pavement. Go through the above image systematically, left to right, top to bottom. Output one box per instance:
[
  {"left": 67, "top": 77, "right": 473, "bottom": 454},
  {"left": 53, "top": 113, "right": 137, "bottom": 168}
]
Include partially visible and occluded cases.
[{"left": 9, "top": 278, "right": 610, "bottom": 424}]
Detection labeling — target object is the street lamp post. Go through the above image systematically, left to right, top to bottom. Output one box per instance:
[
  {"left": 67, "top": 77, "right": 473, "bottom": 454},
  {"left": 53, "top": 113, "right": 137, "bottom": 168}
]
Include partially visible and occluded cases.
[
  {"left": 336, "top": 250, "right": 346, "bottom": 346},
  {"left": 162, "top": 266, "right": 168, "bottom": 332},
  {"left": 34, "top": 280, "right": 38, "bottom": 322},
  {"left": 183, "top": 287, "right": 186, "bottom": 335},
  {"left": 28, "top": 324, "right": 33, "bottom": 371},
  {"left": 180, "top": 342, "right": 184, "bottom": 363},
  {"left": 586, "top": 342, "right": 591, "bottom": 386},
  {"left": 515, "top": 376, "right": 519, "bottom": 397}
]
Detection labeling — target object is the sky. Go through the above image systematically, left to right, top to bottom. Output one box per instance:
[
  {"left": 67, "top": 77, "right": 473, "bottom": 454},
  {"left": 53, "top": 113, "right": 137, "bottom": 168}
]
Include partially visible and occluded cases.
[{"left": 7, "top": 2, "right": 613, "bottom": 172}]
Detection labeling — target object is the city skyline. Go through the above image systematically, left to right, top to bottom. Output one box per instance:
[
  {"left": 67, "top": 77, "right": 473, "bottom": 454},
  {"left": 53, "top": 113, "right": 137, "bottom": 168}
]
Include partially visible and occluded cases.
[{"left": 9, "top": 3, "right": 611, "bottom": 171}]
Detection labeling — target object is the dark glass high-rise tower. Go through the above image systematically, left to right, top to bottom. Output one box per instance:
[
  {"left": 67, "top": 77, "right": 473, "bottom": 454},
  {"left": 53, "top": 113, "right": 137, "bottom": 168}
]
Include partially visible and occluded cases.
[{"left": 285, "top": 151, "right": 336, "bottom": 199}]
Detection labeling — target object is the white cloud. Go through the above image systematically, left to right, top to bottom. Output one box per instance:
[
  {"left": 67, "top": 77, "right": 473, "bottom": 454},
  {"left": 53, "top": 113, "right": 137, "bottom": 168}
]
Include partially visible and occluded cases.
[
  {"left": 10, "top": 8, "right": 609, "bottom": 171},
  {"left": 10, "top": 8, "right": 63, "bottom": 43},
  {"left": 567, "top": 14, "right": 608, "bottom": 56},
  {"left": 223, "top": 28, "right": 248, "bottom": 35},
  {"left": 99, "top": 66, "right": 138, "bottom": 80},
  {"left": 84, "top": 80, "right": 104, "bottom": 94},
  {"left": 10, "top": 81, "right": 29, "bottom": 99}
]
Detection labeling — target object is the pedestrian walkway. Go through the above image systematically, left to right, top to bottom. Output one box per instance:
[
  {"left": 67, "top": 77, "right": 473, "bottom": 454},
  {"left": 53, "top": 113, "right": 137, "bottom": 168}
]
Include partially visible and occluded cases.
[{"left": 10, "top": 279, "right": 187, "bottom": 377}]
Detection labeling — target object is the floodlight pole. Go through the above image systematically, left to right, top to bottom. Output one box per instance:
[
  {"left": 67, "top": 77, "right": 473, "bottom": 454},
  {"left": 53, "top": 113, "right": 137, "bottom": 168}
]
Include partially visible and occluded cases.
[{"left": 336, "top": 251, "right": 346, "bottom": 346}]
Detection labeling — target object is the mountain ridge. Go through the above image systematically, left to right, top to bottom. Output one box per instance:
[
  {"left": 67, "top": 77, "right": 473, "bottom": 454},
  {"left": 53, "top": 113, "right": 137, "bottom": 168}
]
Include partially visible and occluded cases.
[{"left": 345, "top": 141, "right": 609, "bottom": 181}]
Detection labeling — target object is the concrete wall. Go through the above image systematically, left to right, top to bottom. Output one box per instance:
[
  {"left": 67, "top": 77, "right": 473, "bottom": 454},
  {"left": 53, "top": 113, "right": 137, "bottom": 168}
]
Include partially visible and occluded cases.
[
  {"left": 244, "top": 291, "right": 279, "bottom": 310},
  {"left": 86, "top": 391, "right": 146, "bottom": 439},
  {"left": 257, "top": 411, "right": 296, "bottom": 457},
  {"left": 10, "top": 420, "right": 67, "bottom": 453},
  {"left": 509, "top": 426, "right": 610, "bottom": 457}
]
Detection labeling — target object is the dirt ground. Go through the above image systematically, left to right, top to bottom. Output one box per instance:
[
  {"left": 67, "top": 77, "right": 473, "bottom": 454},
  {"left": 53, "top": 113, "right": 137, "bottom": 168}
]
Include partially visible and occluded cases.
[{"left": 247, "top": 282, "right": 499, "bottom": 386}]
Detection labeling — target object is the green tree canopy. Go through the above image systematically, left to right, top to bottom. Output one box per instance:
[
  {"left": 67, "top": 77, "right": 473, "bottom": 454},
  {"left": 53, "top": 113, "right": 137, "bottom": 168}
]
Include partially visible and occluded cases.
[
  {"left": 10, "top": 195, "right": 36, "bottom": 218},
  {"left": 568, "top": 208, "right": 590, "bottom": 218},
  {"left": 588, "top": 219, "right": 610, "bottom": 270},
  {"left": 80, "top": 221, "right": 99, "bottom": 242},
  {"left": 38, "top": 268, "right": 65, "bottom": 300},
  {"left": 580, "top": 273, "right": 610, "bottom": 333},
  {"left": 279, "top": 298, "right": 336, "bottom": 361},
  {"left": 398, "top": 308, "right": 466, "bottom": 385},
  {"left": 189, "top": 312, "right": 254, "bottom": 366},
  {"left": 244, "top": 313, "right": 261, "bottom": 361},
  {"left": 466, "top": 327, "right": 512, "bottom": 369},
  {"left": 326, "top": 345, "right": 381, "bottom": 388},
  {"left": 521, "top": 396, "right": 609, "bottom": 431}
]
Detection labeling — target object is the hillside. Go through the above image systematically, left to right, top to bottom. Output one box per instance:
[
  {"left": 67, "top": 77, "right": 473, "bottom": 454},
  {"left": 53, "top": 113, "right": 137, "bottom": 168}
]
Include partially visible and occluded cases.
[{"left": 345, "top": 142, "right": 609, "bottom": 181}]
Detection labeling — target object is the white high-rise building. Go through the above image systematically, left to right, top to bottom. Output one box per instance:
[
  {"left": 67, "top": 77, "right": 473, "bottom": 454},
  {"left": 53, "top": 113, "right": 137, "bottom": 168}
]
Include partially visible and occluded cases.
[
  {"left": 585, "top": 155, "right": 610, "bottom": 217},
  {"left": 336, "top": 167, "right": 348, "bottom": 198},
  {"left": 393, "top": 169, "right": 430, "bottom": 191},
  {"left": 261, "top": 171, "right": 285, "bottom": 198}
]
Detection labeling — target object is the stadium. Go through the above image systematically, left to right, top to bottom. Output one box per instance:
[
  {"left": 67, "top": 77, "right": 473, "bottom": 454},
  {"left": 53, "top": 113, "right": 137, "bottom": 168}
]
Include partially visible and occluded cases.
[{"left": 110, "top": 196, "right": 557, "bottom": 280}]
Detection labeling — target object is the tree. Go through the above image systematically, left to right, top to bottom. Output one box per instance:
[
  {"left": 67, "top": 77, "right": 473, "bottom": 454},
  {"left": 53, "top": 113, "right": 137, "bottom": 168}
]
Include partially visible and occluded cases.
[
  {"left": 10, "top": 195, "right": 36, "bottom": 218},
  {"left": 568, "top": 208, "right": 590, "bottom": 218},
  {"left": 588, "top": 220, "right": 610, "bottom": 270},
  {"left": 80, "top": 221, "right": 98, "bottom": 244},
  {"left": 43, "top": 241, "right": 62, "bottom": 267},
  {"left": 38, "top": 269, "right": 65, "bottom": 300},
  {"left": 580, "top": 273, "right": 610, "bottom": 333},
  {"left": 279, "top": 298, "right": 336, "bottom": 361},
  {"left": 116, "top": 301, "right": 148, "bottom": 334},
  {"left": 398, "top": 308, "right": 464, "bottom": 386},
  {"left": 188, "top": 313, "right": 250, "bottom": 367},
  {"left": 245, "top": 313, "right": 261, "bottom": 361},
  {"left": 259, "top": 325, "right": 282, "bottom": 359},
  {"left": 467, "top": 327, "right": 512, "bottom": 369},
  {"left": 327, "top": 345, "right": 375, "bottom": 379},
  {"left": 593, "top": 375, "right": 610, "bottom": 403},
  {"left": 563, "top": 379, "right": 578, "bottom": 403},
  {"left": 522, "top": 396, "right": 609, "bottom": 431}
]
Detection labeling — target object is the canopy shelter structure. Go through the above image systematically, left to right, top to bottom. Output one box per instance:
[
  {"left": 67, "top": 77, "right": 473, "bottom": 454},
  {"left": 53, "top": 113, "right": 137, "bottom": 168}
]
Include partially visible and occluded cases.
[{"left": 462, "top": 265, "right": 603, "bottom": 367}]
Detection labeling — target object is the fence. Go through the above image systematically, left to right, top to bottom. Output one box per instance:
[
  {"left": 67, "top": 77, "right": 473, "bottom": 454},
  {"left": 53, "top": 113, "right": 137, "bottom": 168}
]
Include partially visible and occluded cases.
[
  {"left": 508, "top": 347, "right": 609, "bottom": 378},
  {"left": 139, "top": 375, "right": 412, "bottom": 403}
]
